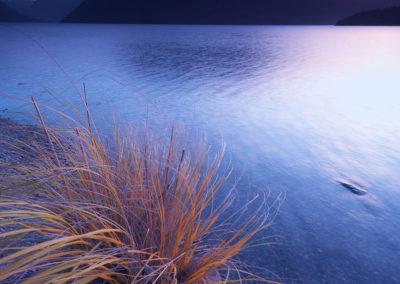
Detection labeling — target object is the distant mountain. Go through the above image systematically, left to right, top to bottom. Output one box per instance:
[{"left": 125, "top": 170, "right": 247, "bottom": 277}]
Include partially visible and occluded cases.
[
  {"left": 0, "top": 0, "right": 33, "bottom": 12},
  {"left": 25, "top": 0, "right": 83, "bottom": 22},
  {"left": 62, "top": 0, "right": 314, "bottom": 25},
  {"left": 0, "top": 1, "right": 37, "bottom": 22},
  {"left": 336, "top": 6, "right": 400, "bottom": 26}
]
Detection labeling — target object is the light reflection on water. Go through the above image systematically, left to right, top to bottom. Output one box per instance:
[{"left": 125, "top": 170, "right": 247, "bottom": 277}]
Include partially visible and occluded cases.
[{"left": 1, "top": 24, "right": 400, "bottom": 282}]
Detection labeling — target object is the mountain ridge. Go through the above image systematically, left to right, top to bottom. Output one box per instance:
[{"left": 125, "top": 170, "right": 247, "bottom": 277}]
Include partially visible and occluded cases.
[
  {"left": 25, "top": 0, "right": 83, "bottom": 22},
  {"left": 62, "top": 0, "right": 330, "bottom": 25},
  {"left": 63, "top": 0, "right": 269, "bottom": 25},
  {"left": 0, "top": 1, "right": 38, "bottom": 22},
  {"left": 336, "top": 6, "right": 400, "bottom": 26}
]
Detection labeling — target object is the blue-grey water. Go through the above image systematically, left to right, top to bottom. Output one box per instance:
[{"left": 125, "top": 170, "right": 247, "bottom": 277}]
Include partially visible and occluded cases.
[{"left": 1, "top": 24, "right": 400, "bottom": 283}]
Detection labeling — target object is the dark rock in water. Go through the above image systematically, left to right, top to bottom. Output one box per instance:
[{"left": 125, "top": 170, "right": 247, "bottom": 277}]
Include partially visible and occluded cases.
[{"left": 337, "top": 179, "right": 367, "bottom": 196}]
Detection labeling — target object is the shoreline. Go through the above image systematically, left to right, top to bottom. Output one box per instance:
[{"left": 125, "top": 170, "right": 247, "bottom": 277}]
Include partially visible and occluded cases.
[
  {"left": 0, "top": 115, "right": 260, "bottom": 283},
  {"left": 0, "top": 117, "right": 48, "bottom": 180},
  {"left": 0, "top": 117, "right": 50, "bottom": 281}
]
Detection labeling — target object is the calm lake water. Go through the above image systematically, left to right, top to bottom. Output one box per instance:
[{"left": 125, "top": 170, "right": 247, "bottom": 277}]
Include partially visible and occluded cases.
[{"left": 1, "top": 23, "right": 400, "bottom": 283}]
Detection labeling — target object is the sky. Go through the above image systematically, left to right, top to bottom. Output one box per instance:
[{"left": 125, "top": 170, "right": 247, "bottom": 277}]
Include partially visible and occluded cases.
[{"left": 3, "top": 0, "right": 400, "bottom": 23}]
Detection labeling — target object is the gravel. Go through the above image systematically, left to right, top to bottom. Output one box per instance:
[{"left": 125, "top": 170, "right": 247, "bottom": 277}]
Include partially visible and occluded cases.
[{"left": 0, "top": 117, "right": 50, "bottom": 283}]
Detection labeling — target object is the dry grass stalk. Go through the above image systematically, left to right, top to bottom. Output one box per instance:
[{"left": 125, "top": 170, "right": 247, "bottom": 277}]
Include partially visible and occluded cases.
[{"left": 0, "top": 98, "right": 275, "bottom": 283}]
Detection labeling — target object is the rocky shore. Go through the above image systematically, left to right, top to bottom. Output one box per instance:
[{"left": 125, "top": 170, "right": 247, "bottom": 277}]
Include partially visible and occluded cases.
[
  {"left": 0, "top": 117, "right": 43, "bottom": 177},
  {"left": 0, "top": 117, "right": 51, "bottom": 281}
]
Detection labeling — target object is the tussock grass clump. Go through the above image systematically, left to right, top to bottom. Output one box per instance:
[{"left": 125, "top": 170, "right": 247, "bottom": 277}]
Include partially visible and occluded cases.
[{"left": 0, "top": 98, "right": 272, "bottom": 283}]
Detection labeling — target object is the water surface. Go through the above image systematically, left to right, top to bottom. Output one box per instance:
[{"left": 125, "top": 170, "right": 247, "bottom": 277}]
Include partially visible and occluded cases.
[{"left": 1, "top": 24, "right": 400, "bottom": 283}]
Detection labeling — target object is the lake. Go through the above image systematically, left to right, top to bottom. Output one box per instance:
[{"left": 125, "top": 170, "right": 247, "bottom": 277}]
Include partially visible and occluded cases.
[{"left": 1, "top": 23, "right": 400, "bottom": 283}]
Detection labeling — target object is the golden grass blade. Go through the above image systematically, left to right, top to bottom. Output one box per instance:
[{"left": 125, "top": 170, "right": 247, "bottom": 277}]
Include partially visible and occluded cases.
[{"left": 0, "top": 97, "right": 275, "bottom": 283}]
